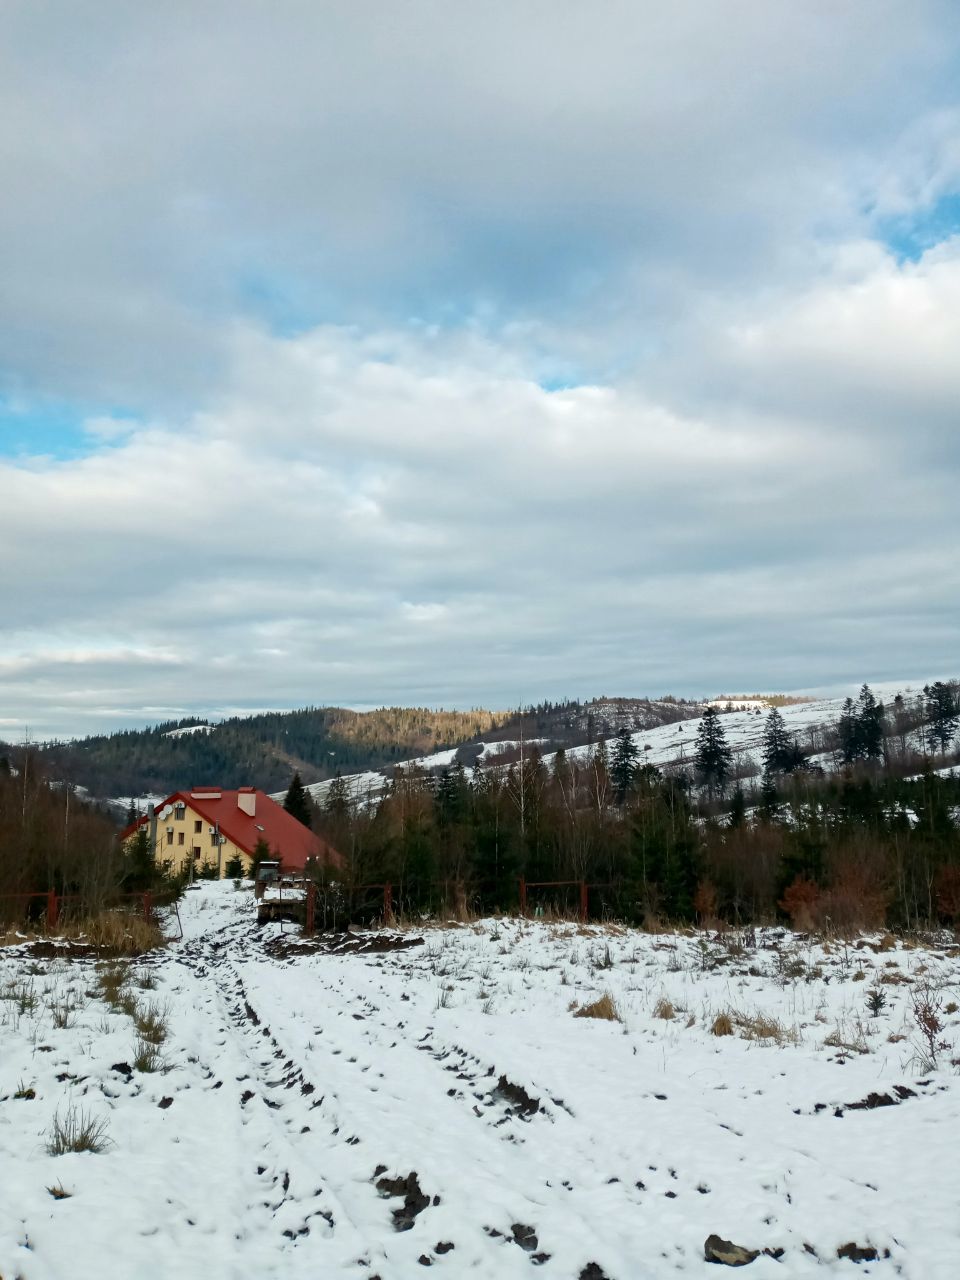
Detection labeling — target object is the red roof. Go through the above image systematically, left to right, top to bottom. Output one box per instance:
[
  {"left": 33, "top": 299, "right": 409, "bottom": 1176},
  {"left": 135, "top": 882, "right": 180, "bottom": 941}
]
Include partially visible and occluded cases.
[{"left": 124, "top": 788, "right": 342, "bottom": 872}]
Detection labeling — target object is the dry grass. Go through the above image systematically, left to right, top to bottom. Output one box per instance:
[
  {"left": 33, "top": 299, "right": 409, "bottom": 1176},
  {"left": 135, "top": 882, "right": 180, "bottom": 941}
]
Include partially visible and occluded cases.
[
  {"left": 0, "top": 912, "right": 164, "bottom": 955},
  {"left": 80, "top": 913, "right": 165, "bottom": 955},
  {"left": 97, "top": 966, "right": 140, "bottom": 1017},
  {"left": 573, "top": 993, "right": 622, "bottom": 1022},
  {"left": 49, "top": 995, "right": 77, "bottom": 1029},
  {"left": 653, "top": 996, "right": 675, "bottom": 1020},
  {"left": 133, "top": 1000, "right": 169, "bottom": 1044},
  {"left": 735, "top": 1011, "right": 800, "bottom": 1045},
  {"left": 710, "top": 1012, "right": 734, "bottom": 1037},
  {"left": 823, "top": 1026, "right": 869, "bottom": 1055},
  {"left": 133, "top": 1037, "right": 163, "bottom": 1073},
  {"left": 46, "top": 1106, "right": 111, "bottom": 1155}
]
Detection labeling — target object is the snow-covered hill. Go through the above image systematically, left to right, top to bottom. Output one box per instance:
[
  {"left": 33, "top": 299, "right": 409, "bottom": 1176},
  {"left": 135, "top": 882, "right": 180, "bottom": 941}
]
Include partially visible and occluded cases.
[
  {"left": 284, "top": 692, "right": 881, "bottom": 810},
  {"left": 1, "top": 883, "right": 958, "bottom": 1278}
]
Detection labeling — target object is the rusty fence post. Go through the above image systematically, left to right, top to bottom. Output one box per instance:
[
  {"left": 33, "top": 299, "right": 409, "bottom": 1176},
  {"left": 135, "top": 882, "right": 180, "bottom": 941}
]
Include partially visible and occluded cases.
[
  {"left": 519, "top": 878, "right": 527, "bottom": 917},
  {"left": 579, "top": 881, "right": 589, "bottom": 922},
  {"left": 305, "top": 882, "right": 316, "bottom": 936},
  {"left": 384, "top": 883, "right": 393, "bottom": 922},
  {"left": 46, "top": 889, "right": 59, "bottom": 931},
  {"left": 143, "top": 891, "right": 153, "bottom": 922}
]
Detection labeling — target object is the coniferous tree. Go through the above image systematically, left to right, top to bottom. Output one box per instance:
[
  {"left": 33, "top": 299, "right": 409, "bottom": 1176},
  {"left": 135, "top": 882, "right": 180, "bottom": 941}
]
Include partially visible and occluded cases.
[
  {"left": 923, "top": 681, "right": 959, "bottom": 755},
  {"left": 856, "top": 684, "right": 885, "bottom": 763},
  {"left": 838, "top": 697, "right": 859, "bottom": 764},
  {"left": 693, "top": 706, "right": 732, "bottom": 800},
  {"left": 761, "top": 707, "right": 803, "bottom": 775},
  {"left": 610, "top": 728, "right": 639, "bottom": 803},
  {"left": 283, "top": 771, "right": 312, "bottom": 828},
  {"left": 324, "top": 771, "right": 351, "bottom": 821},
  {"left": 728, "top": 786, "right": 746, "bottom": 828}
]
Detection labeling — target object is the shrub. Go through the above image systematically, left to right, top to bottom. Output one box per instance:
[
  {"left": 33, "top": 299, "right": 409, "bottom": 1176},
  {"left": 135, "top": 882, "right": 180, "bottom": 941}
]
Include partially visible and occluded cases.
[
  {"left": 573, "top": 993, "right": 621, "bottom": 1022},
  {"left": 46, "top": 1107, "right": 110, "bottom": 1155}
]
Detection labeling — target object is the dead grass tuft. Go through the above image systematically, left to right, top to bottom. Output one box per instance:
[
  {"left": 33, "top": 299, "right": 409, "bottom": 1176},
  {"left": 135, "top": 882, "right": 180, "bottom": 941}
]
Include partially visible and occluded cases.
[
  {"left": 81, "top": 913, "right": 165, "bottom": 956},
  {"left": 573, "top": 993, "right": 622, "bottom": 1022},
  {"left": 653, "top": 996, "right": 675, "bottom": 1020},
  {"left": 133, "top": 1000, "right": 169, "bottom": 1044},
  {"left": 735, "top": 1011, "right": 799, "bottom": 1045},
  {"left": 711, "top": 1012, "right": 734, "bottom": 1037},
  {"left": 132, "top": 1037, "right": 163, "bottom": 1073},
  {"left": 46, "top": 1106, "right": 111, "bottom": 1155}
]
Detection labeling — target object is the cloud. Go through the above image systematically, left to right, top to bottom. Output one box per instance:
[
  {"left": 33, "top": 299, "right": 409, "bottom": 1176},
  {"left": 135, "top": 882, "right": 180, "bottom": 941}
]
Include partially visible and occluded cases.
[
  {"left": 2, "top": 1, "right": 958, "bottom": 405},
  {"left": 0, "top": 3, "right": 958, "bottom": 736},
  {"left": 2, "top": 312, "right": 957, "bottom": 737}
]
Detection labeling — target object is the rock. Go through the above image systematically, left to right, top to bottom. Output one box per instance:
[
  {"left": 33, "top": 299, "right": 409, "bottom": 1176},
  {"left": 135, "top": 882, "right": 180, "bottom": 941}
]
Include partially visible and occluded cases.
[
  {"left": 375, "top": 1170, "right": 430, "bottom": 1231},
  {"left": 511, "top": 1223, "right": 538, "bottom": 1252},
  {"left": 704, "top": 1234, "right": 760, "bottom": 1266},
  {"left": 837, "top": 1242, "right": 879, "bottom": 1262}
]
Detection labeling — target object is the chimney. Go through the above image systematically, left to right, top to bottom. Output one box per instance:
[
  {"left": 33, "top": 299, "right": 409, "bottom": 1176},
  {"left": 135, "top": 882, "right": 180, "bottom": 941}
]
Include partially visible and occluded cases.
[{"left": 237, "top": 787, "right": 256, "bottom": 817}]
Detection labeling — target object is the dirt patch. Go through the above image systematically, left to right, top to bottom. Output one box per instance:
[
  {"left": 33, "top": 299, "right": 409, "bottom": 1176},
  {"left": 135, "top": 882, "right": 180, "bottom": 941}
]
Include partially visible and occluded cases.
[
  {"left": 263, "top": 931, "right": 424, "bottom": 959},
  {"left": 17, "top": 939, "right": 99, "bottom": 960},
  {"left": 494, "top": 1076, "right": 540, "bottom": 1117},
  {"left": 375, "top": 1170, "right": 431, "bottom": 1231},
  {"left": 837, "top": 1242, "right": 886, "bottom": 1262}
]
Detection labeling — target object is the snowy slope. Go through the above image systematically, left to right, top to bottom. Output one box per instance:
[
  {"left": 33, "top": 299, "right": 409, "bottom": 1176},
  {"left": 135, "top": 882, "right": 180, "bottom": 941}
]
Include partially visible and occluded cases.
[{"left": 2, "top": 884, "right": 959, "bottom": 1278}]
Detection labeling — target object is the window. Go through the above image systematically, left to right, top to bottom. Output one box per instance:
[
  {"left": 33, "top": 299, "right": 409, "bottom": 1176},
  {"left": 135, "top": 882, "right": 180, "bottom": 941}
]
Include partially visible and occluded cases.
[
  {"left": 174, "top": 803, "right": 185, "bottom": 821},
  {"left": 194, "top": 820, "right": 202, "bottom": 833},
  {"left": 166, "top": 830, "right": 173, "bottom": 846},
  {"left": 178, "top": 832, "right": 185, "bottom": 846},
  {"left": 193, "top": 848, "right": 201, "bottom": 860}
]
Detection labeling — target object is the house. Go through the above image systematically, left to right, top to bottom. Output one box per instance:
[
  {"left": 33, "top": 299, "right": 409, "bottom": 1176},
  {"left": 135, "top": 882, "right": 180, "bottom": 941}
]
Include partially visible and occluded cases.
[{"left": 123, "top": 786, "right": 341, "bottom": 879}]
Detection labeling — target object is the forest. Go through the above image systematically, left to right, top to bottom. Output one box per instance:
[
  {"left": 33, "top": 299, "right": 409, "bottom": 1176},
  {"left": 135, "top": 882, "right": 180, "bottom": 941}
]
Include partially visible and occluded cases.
[
  {"left": 2, "top": 682, "right": 958, "bottom": 936},
  {"left": 306, "top": 683, "right": 960, "bottom": 933},
  {"left": 3, "top": 697, "right": 699, "bottom": 799}
]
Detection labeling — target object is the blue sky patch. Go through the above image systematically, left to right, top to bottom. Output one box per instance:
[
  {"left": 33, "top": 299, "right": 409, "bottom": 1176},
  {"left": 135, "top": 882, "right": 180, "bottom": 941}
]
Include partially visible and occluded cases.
[
  {"left": 876, "top": 191, "right": 960, "bottom": 262},
  {"left": 0, "top": 399, "right": 136, "bottom": 461}
]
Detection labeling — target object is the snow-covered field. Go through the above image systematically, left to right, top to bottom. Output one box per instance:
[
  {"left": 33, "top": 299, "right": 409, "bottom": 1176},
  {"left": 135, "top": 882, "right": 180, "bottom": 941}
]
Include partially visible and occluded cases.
[{"left": 2, "top": 885, "right": 959, "bottom": 1279}]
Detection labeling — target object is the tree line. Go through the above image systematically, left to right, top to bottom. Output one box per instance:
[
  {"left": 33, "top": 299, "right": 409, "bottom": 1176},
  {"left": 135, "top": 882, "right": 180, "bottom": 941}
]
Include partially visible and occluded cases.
[{"left": 304, "top": 683, "right": 960, "bottom": 932}]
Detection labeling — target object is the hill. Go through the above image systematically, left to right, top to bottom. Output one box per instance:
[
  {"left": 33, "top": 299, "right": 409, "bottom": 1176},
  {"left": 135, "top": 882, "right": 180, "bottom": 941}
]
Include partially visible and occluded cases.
[{"left": 2, "top": 697, "right": 703, "bottom": 807}]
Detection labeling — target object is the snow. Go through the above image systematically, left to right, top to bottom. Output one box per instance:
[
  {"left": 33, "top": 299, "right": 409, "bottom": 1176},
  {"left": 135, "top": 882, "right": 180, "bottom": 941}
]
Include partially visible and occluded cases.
[
  {"left": 162, "top": 724, "right": 212, "bottom": 738},
  {"left": 2, "top": 884, "right": 959, "bottom": 1278}
]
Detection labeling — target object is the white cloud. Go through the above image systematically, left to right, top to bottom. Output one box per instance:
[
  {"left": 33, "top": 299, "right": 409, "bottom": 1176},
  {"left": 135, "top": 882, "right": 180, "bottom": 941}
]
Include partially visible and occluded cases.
[{"left": 1, "top": 3, "right": 959, "bottom": 736}]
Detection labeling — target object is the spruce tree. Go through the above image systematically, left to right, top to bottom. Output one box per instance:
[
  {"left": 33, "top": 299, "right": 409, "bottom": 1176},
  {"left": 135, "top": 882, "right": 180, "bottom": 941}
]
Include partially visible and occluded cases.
[
  {"left": 923, "top": 681, "right": 959, "bottom": 755},
  {"left": 856, "top": 684, "right": 885, "bottom": 763},
  {"left": 838, "top": 697, "right": 859, "bottom": 764},
  {"left": 693, "top": 706, "right": 732, "bottom": 801},
  {"left": 761, "top": 707, "right": 803, "bottom": 775},
  {"left": 610, "top": 728, "right": 639, "bottom": 803},
  {"left": 283, "top": 771, "right": 312, "bottom": 828},
  {"left": 324, "top": 771, "right": 351, "bottom": 820}
]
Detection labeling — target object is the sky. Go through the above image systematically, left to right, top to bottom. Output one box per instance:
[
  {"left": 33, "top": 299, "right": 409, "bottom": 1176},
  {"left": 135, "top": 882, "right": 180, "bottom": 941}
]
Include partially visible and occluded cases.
[{"left": 2, "top": 1, "right": 960, "bottom": 740}]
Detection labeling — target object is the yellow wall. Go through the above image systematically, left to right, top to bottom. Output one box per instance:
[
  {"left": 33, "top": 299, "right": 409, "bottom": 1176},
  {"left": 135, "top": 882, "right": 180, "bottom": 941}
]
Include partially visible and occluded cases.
[{"left": 135, "top": 800, "right": 253, "bottom": 879}]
